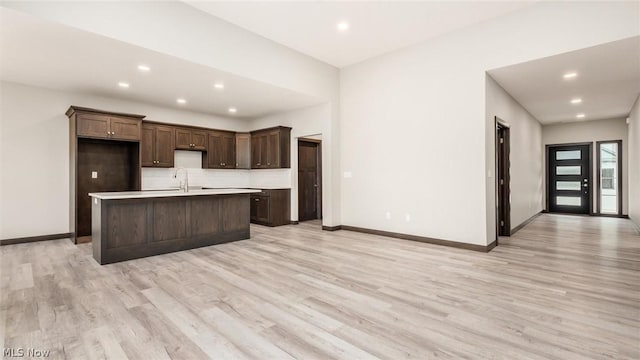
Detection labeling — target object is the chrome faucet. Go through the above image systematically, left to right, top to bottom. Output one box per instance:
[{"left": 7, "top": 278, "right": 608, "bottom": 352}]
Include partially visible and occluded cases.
[{"left": 173, "top": 167, "right": 189, "bottom": 192}]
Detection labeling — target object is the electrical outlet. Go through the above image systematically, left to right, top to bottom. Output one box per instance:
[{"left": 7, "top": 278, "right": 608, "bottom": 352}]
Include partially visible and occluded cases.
[
  {"left": 91, "top": 171, "right": 98, "bottom": 179},
  {"left": 343, "top": 171, "right": 353, "bottom": 178},
  {"left": 385, "top": 211, "right": 391, "bottom": 220},
  {"left": 405, "top": 213, "right": 411, "bottom": 222}
]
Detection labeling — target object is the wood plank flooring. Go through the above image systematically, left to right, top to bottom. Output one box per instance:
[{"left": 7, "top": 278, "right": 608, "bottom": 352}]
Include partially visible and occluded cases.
[{"left": 1, "top": 214, "right": 638, "bottom": 359}]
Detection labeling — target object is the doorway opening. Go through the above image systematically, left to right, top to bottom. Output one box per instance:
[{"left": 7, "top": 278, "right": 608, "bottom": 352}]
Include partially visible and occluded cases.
[
  {"left": 495, "top": 118, "right": 511, "bottom": 239},
  {"left": 298, "top": 138, "right": 322, "bottom": 223},
  {"left": 596, "top": 140, "right": 623, "bottom": 216},
  {"left": 546, "top": 143, "right": 592, "bottom": 215}
]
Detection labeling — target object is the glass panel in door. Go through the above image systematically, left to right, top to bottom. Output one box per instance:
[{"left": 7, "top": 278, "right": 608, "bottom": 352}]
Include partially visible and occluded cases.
[{"left": 599, "top": 142, "right": 619, "bottom": 215}]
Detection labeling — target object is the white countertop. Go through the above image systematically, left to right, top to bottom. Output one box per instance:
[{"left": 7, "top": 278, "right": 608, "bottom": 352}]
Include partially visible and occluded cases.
[{"left": 89, "top": 188, "right": 261, "bottom": 200}]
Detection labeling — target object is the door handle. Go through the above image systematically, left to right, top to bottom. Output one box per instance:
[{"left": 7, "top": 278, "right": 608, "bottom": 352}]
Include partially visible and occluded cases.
[{"left": 314, "top": 184, "right": 318, "bottom": 187}]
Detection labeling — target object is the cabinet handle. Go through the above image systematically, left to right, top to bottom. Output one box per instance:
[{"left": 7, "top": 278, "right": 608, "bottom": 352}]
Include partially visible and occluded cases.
[
  {"left": 112, "top": 132, "right": 115, "bottom": 135},
  {"left": 257, "top": 163, "right": 261, "bottom": 166},
  {"left": 267, "top": 163, "right": 271, "bottom": 166},
  {"left": 255, "top": 199, "right": 259, "bottom": 201}
]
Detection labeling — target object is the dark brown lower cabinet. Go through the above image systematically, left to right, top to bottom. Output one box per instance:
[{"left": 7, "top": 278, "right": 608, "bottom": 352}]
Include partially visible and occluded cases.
[
  {"left": 250, "top": 189, "right": 290, "bottom": 226},
  {"left": 92, "top": 193, "right": 250, "bottom": 264}
]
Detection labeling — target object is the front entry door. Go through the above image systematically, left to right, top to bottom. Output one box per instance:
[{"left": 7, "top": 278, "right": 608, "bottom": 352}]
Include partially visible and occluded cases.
[{"left": 548, "top": 144, "right": 591, "bottom": 214}]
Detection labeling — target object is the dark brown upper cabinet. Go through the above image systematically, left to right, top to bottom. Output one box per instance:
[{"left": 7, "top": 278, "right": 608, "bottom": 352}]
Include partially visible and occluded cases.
[
  {"left": 71, "top": 109, "right": 142, "bottom": 141},
  {"left": 142, "top": 123, "right": 175, "bottom": 167},
  {"left": 250, "top": 126, "right": 291, "bottom": 169},
  {"left": 175, "top": 127, "right": 207, "bottom": 151},
  {"left": 206, "top": 130, "right": 236, "bottom": 169},
  {"left": 236, "top": 133, "right": 251, "bottom": 169}
]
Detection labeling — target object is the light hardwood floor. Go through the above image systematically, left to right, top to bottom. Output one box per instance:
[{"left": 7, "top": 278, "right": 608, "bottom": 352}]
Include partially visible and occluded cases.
[{"left": 1, "top": 214, "right": 638, "bottom": 359}]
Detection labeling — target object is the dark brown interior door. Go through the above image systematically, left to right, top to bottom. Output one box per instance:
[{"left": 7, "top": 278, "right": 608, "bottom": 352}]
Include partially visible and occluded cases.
[
  {"left": 496, "top": 123, "right": 510, "bottom": 236},
  {"left": 298, "top": 140, "right": 321, "bottom": 221},
  {"left": 548, "top": 144, "right": 591, "bottom": 214}
]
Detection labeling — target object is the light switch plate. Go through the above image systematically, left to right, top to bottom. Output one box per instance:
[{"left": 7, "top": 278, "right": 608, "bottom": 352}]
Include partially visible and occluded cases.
[
  {"left": 91, "top": 171, "right": 98, "bottom": 179},
  {"left": 343, "top": 171, "right": 352, "bottom": 178}
]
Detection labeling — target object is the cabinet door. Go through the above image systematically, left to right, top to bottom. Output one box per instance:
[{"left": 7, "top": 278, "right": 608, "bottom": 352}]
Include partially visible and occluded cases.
[
  {"left": 77, "top": 114, "right": 110, "bottom": 139},
  {"left": 110, "top": 117, "right": 141, "bottom": 141},
  {"left": 141, "top": 125, "right": 155, "bottom": 167},
  {"left": 155, "top": 126, "right": 175, "bottom": 167},
  {"left": 175, "top": 128, "right": 192, "bottom": 150},
  {"left": 192, "top": 130, "right": 208, "bottom": 151},
  {"left": 266, "top": 130, "right": 280, "bottom": 168},
  {"left": 207, "top": 132, "right": 223, "bottom": 168},
  {"left": 222, "top": 133, "right": 236, "bottom": 168},
  {"left": 236, "top": 133, "right": 250, "bottom": 169},
  {"left": 259, "top": 134, "right": 269, "bottom": 168},
  {"left": 251, "top": 135, "right": 261, "bottom": 168},
  {"left": 251, "top": 195, "right": 270, "bottom": 223}
]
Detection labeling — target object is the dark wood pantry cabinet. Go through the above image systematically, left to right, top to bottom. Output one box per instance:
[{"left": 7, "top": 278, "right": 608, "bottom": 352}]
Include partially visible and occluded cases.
[
  {"left": 66, "top": 106, "right": 143, "bottom": 244},
  {"left": 141, "top": 123, "right": 175, "bottom": 167},
  {"left": 250, "top": 126, "right": 291, "bottom": 169},
  {"left": 206, "top": 130, "right": 236, "bottom": 169}
]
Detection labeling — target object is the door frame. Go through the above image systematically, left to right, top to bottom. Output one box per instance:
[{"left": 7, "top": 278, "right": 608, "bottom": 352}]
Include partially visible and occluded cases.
[
  {"left": 495, "top": 117, "right": 511, "bottom": 241},
  {"left": 297, "top": 138, "right": 322, "bottom": 221},
  {"left": 595, "top": 140, "right": 623, "bottom": 217},
  {"left": 545, "top": 142, "right": 593, "bottom": 215}
]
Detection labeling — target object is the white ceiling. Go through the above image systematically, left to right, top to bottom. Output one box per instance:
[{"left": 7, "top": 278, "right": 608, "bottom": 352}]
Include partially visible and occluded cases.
[
  {"left": 186, "top": 1, "right": 535, "bottom": 68},
  {"left": 0, "top": 8, "right": 323, "bottom": 119},
  {"left": 488, "top": 36, "right": 640, "bottom": 124}
]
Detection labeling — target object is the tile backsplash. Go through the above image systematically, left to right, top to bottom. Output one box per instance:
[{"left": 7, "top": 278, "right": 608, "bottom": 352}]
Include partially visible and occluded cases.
[{"left": 141, "top": 150, "right": 291, "bottom": 190}]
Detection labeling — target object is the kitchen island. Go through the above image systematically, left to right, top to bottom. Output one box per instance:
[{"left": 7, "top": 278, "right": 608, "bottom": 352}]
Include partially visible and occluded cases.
[{"left": 89, "top": 188, "right": 260, "bottom": 264}]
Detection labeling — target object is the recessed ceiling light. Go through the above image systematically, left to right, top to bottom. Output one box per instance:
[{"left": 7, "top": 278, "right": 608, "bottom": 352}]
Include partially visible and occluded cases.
[
  {"left": 337, "top": 21, "right": 350, "bottom": 32},
  {"left": 137, "top": 65, "right": 150, "bottom": 72},
  {"left": 563, "top": 72, "right": 578, "bottom": 79},
  {"left": 118, "top": 82, "right": 130, "bottom": 88},
  {"left": 214, "top": 83, "right": 225, "bottom": 89},
  {"left": 176, "top": 98, "right": 187, "bottom": 104},
  {"left": 571, "top": 98, "right": 582, "bottom": 104},
  {"left": 228, "top": 107, "right": 237, "bottom": 114},
  {"left": 576, "top": 113, "right": 585, "bottom": 119}
]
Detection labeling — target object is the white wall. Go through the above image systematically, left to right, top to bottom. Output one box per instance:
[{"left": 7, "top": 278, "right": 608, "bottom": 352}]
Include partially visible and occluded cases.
[
  {"left": 340, "top": 1, "right": 639, "bottom": 245},
  {"left": 486, "top": 75, "right": 543, "bottom": 232},
  {"left": 0, "top": 80, "right": 254, "bottom": 239},
  {"left": 627, "top": 95, "right": 640, "bottom": 227},
  {"left": 250, "top": 103, "right": 331, "bottom": 223},
  {"left": 542, "top": 118, "right": 629, "bottom": 215}
]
